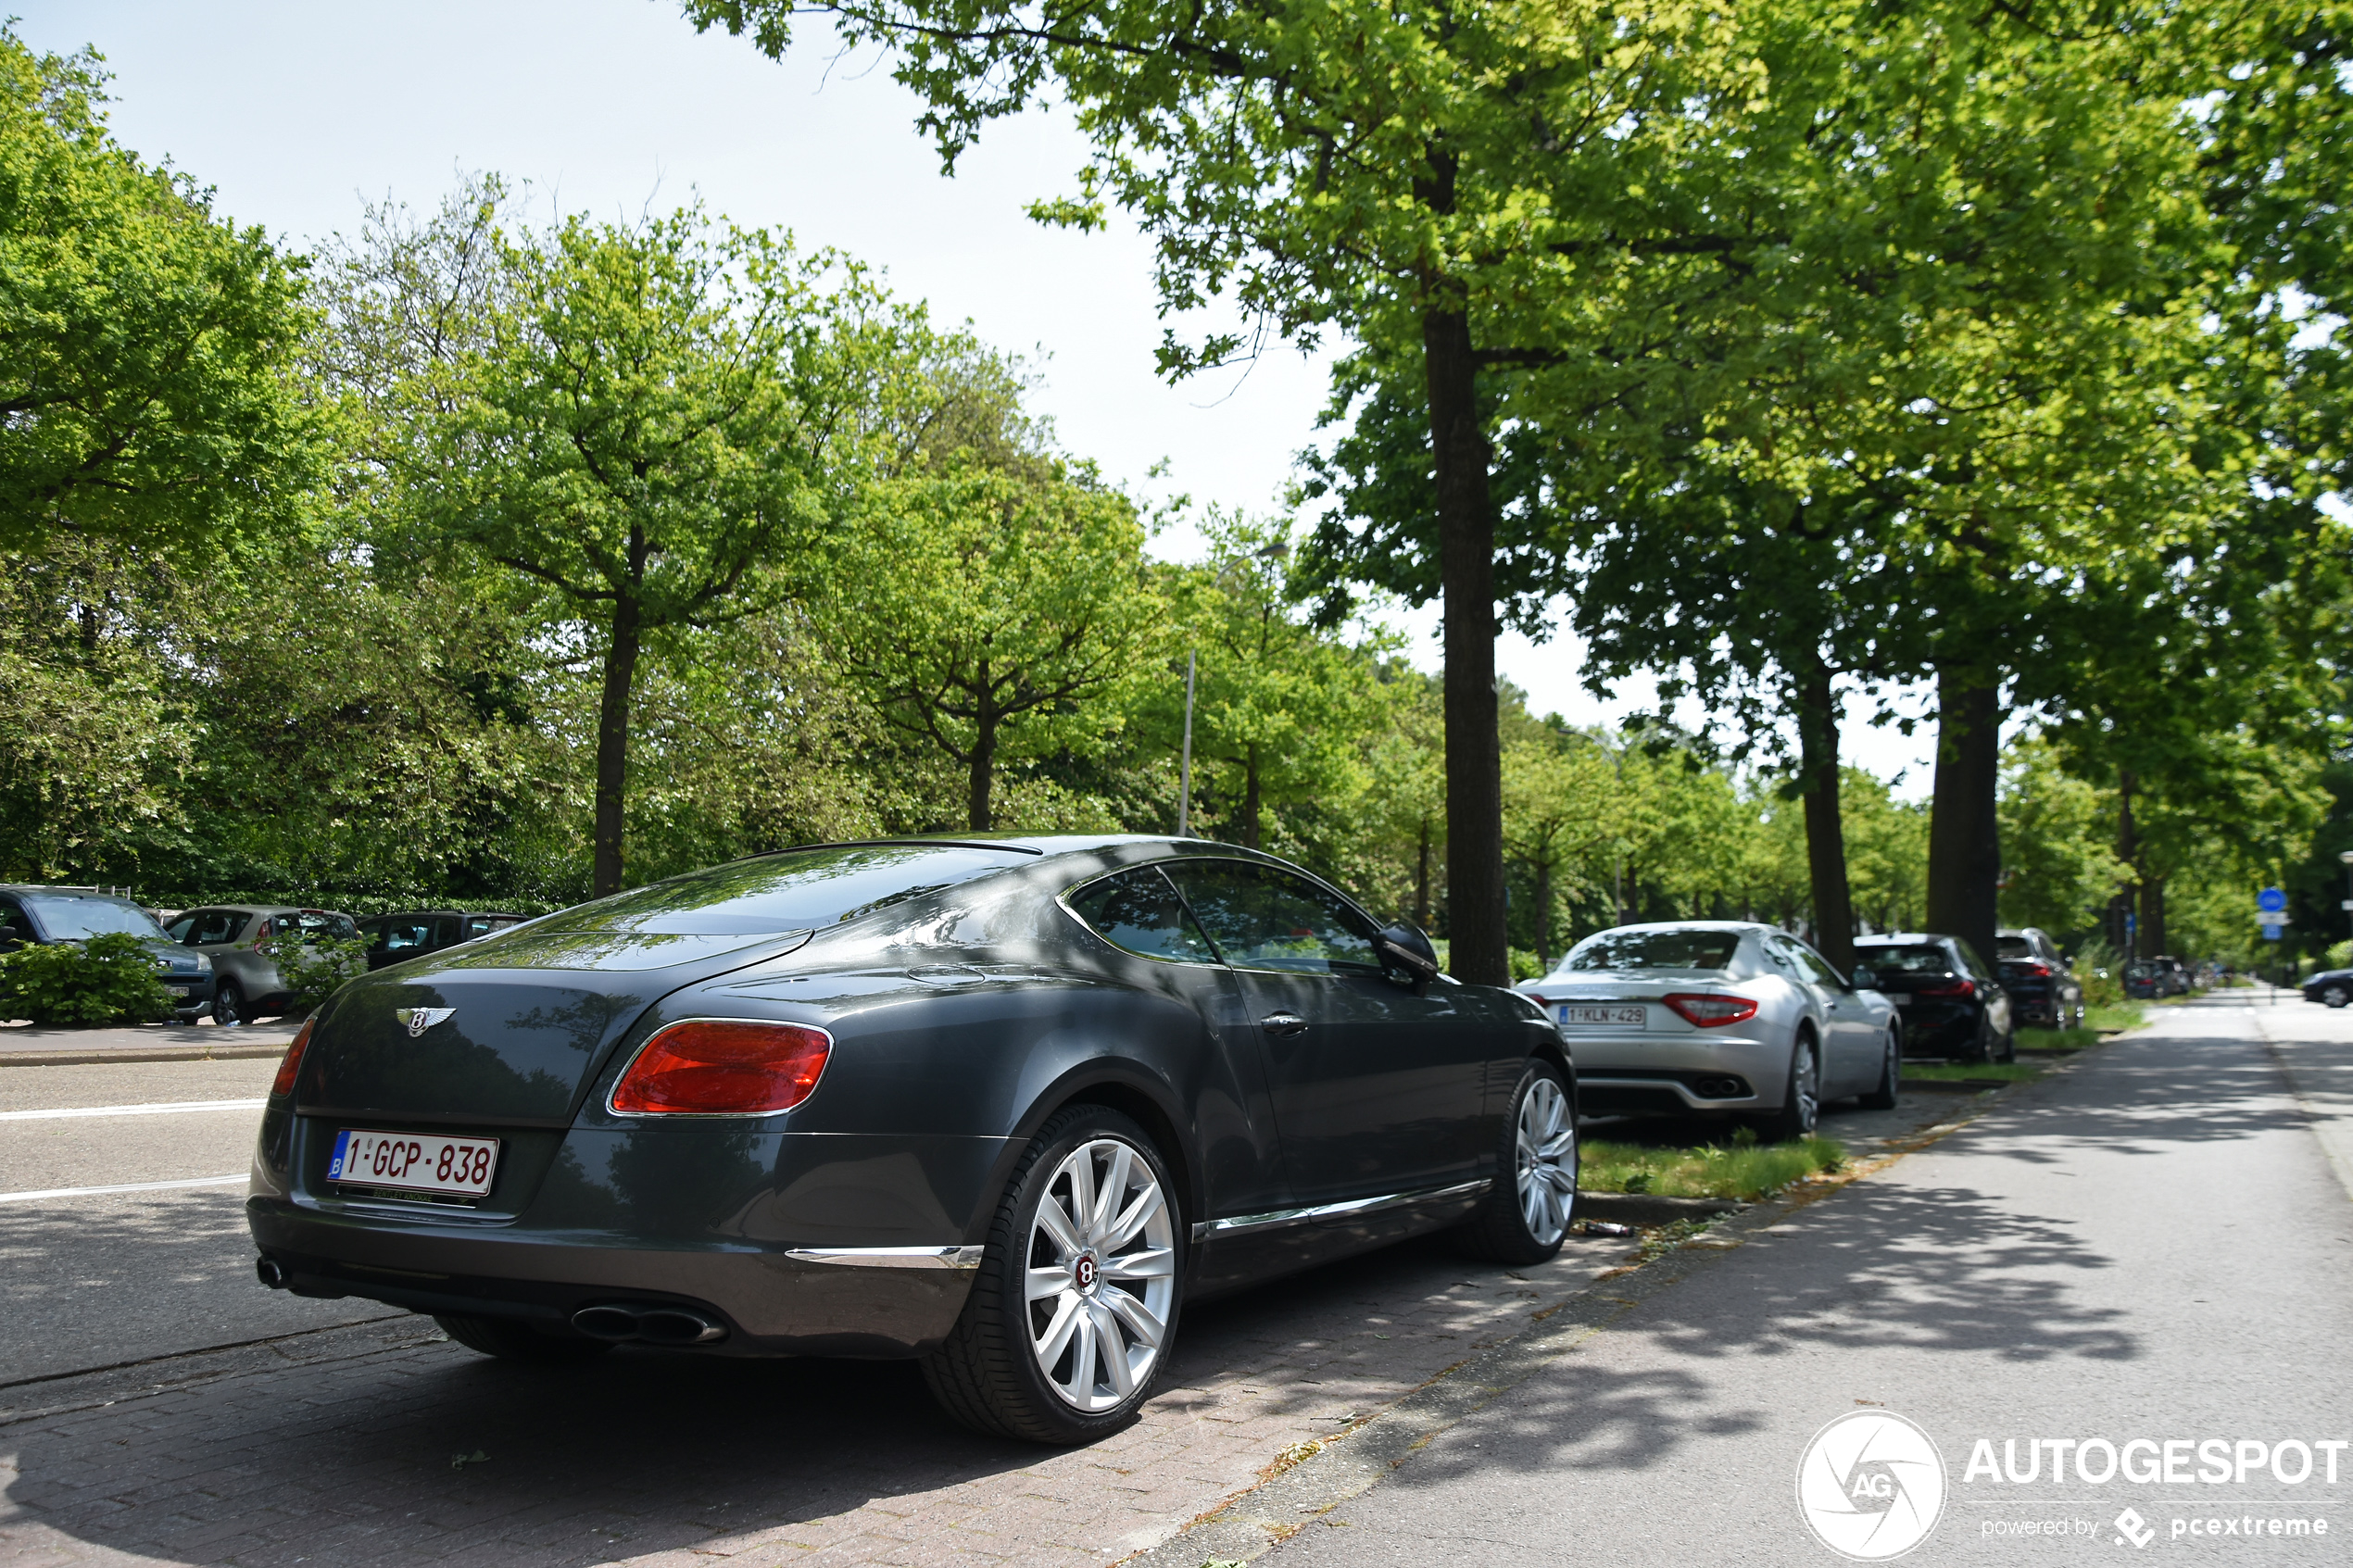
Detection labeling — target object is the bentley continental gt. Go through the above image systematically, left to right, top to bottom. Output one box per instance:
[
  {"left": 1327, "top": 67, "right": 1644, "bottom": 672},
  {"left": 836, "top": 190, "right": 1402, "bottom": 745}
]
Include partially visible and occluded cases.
[{"left": 246, "top": 837, "right": 1576, "bottom": 1444}]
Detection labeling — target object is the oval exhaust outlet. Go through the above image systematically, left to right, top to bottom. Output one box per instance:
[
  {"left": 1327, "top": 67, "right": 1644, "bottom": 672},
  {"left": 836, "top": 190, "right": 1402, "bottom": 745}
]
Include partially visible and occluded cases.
[
  {"left": 255, "top": 1256, "right": 287, "bottom": 1289},
  {"left": 571, "top": 1306, "right": 643, "bottom": 1341},
  {"left": 634, "top": 1308, "right": 727, "bottom": 1346}
]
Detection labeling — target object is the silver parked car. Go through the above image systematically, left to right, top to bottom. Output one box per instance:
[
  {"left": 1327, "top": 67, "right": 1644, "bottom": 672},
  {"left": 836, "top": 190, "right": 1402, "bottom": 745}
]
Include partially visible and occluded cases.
[
  {"left": 163, "top": 906, "right": 358, "bottom": 1025},
  {"left": 1518, "top": 922, "right": 1901, "bottom": 1139}
]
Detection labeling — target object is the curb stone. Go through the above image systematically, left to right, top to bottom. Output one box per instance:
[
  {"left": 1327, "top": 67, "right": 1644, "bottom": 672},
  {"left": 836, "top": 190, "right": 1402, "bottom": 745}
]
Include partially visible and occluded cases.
[
  {"left": 0, "top": 1043, "right": 290, "bottom": 1066},
  {"left": 1118, "top": 1060, "right": 2093, "bottom": 1568}
]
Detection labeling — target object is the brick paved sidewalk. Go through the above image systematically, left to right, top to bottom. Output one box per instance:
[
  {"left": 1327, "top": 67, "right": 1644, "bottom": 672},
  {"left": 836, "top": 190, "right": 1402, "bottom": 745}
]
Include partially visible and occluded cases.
[{"left": 0, "top": 1226, "right": 1642, "bottom": 1568}]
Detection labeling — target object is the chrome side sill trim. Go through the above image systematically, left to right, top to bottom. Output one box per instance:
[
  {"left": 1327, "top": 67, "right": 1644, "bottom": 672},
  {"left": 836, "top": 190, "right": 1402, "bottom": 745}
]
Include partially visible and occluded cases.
[
  {"left": 1198, "top": 1177, "right": 1491, "bottom": 1239},
  {"left": 784, "top": 1245, "right": 986, "bottom": 1270}
]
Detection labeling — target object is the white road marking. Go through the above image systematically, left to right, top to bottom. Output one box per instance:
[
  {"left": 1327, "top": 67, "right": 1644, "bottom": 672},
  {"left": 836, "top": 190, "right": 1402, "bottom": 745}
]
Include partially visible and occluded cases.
[
  {"left": 0, "top": 1099, "right": 266, "bottom": 1122},
  {"left": 0, "top": 1174, "right": 246, "bottom": 1204}
]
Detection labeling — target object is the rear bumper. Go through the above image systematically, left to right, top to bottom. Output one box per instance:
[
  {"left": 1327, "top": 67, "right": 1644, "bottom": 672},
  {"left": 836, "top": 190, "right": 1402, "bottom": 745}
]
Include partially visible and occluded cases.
[
  {"left": 1576, "top": 1069, "right": 1761, "bottom": 1117},
  {"left": 246, "top": 1198, "right": 978, "bottom": 1357}
]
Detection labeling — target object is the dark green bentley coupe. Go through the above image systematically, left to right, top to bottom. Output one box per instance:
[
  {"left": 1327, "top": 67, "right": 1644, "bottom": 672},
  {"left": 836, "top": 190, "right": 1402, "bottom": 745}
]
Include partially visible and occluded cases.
[{"left": 248, "top": 836, "right": 1578, "bottom": 1444}]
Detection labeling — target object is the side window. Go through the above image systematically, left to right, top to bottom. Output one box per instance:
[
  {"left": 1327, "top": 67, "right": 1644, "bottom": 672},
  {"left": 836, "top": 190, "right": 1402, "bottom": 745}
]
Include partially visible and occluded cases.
[
  {"left": 1166, "top": 861, "right": 1379, "bottom": 975},
  {"left": 1065, "top": 868, "right": 1218, "bottom": 964},
  {"left": 0, "top": 897, "right": 31, "bottom": 947},
  {"left": 192, "top": 909, "right": 244, "bottom": 946},
  {"left": 432, "top": 915, "right": 464, "bottom": 947},
  {"left": 166, "top": 916, "right": 195, "bottom": 942},
  {"left": 462, "top": 916, "right": 497, "bottom": 940},
  {"left": 383, "top": 919, "right": 433, "bottom": 953},
  {"left": 1780, "top": 939, "right": 1843, "bottom": 987}
]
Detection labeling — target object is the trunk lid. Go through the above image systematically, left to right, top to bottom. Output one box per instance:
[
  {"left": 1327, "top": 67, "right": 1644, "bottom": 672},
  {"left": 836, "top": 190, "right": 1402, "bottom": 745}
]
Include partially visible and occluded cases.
[{"left": 296, "top": 928, "right": 812, "bottom": 1123}]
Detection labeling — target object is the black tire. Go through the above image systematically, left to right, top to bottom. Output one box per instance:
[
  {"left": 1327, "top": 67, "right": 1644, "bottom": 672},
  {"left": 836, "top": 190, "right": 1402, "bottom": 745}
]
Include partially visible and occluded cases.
[
  {"left": 211, "top": 980, "right": 246, "bottom": 1027},
  {"left": 2324, "top": 985, "right": 2348, "bottom": 1010},
  {"left": 1996, "top": 1022, "right": 2018, "bottom": 1063},
  {"left": 1858, "top": 1027, "right": 1900, "bottom": 1110},
  {"left": 1754, "top": 1032, "right": 1821, "bottom": 1143},
  {"left": 1455, "top": 1058, "right": 1578, "bottom": 1265},
  {"left": 923, "top": 1105, "right": 1182, "bottom": 1445},
  {"left": 434, "top": 1313, "right": 612, "bottom": 1363}
]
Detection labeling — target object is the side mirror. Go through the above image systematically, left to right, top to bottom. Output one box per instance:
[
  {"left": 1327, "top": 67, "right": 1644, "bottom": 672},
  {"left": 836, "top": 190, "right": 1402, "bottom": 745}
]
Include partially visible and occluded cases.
[{"left": 1373, "top": 921, "right": 1441, "bottom": 985}]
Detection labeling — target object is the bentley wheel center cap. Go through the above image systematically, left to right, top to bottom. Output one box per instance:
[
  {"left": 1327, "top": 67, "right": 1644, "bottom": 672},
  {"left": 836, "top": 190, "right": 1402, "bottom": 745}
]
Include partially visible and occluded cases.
[{"left": 1074, "top": 1253, "right": 1099, "bottom": 1292}]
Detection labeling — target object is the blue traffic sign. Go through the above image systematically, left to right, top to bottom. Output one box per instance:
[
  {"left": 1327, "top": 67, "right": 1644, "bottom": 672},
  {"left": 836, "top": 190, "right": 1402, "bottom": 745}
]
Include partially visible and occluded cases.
[
  {"left": 2259, "top": 886, "right": 2288, "bottom": 913},
  {"left": 2262, "top": 924, "right": 2284, "bottom": 941}
]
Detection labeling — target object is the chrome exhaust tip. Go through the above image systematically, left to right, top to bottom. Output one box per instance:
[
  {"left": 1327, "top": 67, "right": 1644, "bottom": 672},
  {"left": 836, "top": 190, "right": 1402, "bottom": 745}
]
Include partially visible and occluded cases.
[
  {"left": 255, "top": 1256, "right": 287, "bottom": 1289},
  {"left": 569, "top": 1302, "right": 727, "bottom": 1346}
]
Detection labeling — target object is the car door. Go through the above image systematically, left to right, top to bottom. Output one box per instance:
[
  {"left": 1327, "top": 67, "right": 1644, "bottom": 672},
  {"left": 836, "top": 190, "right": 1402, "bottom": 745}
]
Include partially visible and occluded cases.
[
  {"left": 1164, "top": 859, "right": 1489, "bottom": 1220},
  {"left": 1061, "top": 863, "right": 1301, "bottom": 1292},
  {"left": 1771, "top": 935, "right": 1881, "bottom": 1094}
]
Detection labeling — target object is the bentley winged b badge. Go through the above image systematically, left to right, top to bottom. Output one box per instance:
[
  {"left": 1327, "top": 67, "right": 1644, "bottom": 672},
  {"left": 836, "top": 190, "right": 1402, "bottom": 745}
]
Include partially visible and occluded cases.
[{"left": 394, "top": 1007, "right": 455, "bottom": 1038}]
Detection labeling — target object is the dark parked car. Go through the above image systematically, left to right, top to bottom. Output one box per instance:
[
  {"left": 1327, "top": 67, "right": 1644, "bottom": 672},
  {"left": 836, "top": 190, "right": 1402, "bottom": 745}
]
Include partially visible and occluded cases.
[
  {"left": 247, "top": 837, "right": 1573, "bottom": 1444},
  {"left": 0, "top": 885, "right": 215, "bottom": 1021},
  {"left": 166, "top": 906, "right": 359, "bottom": 1025},
  {"left": 356, "top": 910, "right": 526, "bottom": 971},
  {"left": 1994, "top": 927, "right": 2085, "bottom": 1030},
  {"left": 1853, "top": 933, "right": 2014, "bottom": 1061},
  {"left": 2149, "top": 955, "right": 2193, "bottom": 997},
  {"left": 2123, "top": 960, "right": 2160, "bottom": 1000},
  {"left": 2302, "top": 969, "right": 2353, "bottom": 1008}
]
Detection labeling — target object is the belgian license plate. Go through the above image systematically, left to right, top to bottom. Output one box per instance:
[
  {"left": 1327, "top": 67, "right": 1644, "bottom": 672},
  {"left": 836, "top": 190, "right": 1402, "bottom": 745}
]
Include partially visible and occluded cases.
[
  {"left": 1557, "top": 1004, "right": 1647, "bottom": 1028},
  {"left": 328, "top": 1129, "right": 499, "bottom": 1198}
]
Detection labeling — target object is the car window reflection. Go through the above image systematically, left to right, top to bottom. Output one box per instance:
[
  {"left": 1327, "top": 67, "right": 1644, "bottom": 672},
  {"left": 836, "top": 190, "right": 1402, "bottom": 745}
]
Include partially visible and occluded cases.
[
  {"left": 1164, "top": 862, "right": 1379, "bottom": 975},
  {"left": 1066, "top": 868, "right": 1218, "bottom": 964}
]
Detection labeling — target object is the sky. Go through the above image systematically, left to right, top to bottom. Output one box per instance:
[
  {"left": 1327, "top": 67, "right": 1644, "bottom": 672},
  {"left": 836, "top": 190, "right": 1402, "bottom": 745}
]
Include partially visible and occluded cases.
[{"left": 17, "top": 0, "right": 1943, "bottom": 791}]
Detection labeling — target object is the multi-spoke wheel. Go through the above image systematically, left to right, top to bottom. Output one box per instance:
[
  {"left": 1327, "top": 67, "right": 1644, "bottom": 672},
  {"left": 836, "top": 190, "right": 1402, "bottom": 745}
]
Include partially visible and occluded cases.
[
  {"left": 1755, "top": 1034, "right": 1819, "bottom": 1143},
  {"left": 1457, "top": 1059, "right": 1578, "bottom": 1264},
  {"left": 925, "top": 1106, "right": 1182, "bottom": 1443},
  {"left": 1022, "top": 1136, "right": 1176, "bottom": 1413}
]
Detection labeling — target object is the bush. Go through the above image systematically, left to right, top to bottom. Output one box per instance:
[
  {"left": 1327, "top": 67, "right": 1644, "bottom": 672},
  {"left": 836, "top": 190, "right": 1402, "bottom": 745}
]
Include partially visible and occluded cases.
[
  {"left": 0, "top": 934, "right": 175, "bottom": 1026},
  {"left": 258, "top": 935, "right": 368, "bottom": 1016},
  {"left": 2071, "top": 938, "right": 2125, "bottom": 1008}
]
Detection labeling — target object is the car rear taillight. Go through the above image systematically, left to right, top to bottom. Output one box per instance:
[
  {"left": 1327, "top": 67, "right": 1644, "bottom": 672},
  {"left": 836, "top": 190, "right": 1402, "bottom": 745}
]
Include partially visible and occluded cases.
[
  {"left": 2015, "top": 962, "right": 2050, "bottom": 978},
  {"left": 1919, "top": 978, "right": 1977, "bottom": 997},
  {"left": 1662, "top": 993, "right": 1759, "bottom": 1028},
  {"left": 271, "top": 1018, "right": 315, "bottom": 1098},
  {"left": 610, "top": 1020, "right": 833, "bottom": 1115}
]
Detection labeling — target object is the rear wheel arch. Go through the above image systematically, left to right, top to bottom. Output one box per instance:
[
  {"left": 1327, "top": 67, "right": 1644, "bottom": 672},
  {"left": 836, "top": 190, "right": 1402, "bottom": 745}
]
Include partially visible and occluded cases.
[
  {"left": 993, "top": 1062, "right": 1199, "bottom": 1241},
  {"left": 1050, "top": 1080, "right": 1197, "bottom": 1237}
]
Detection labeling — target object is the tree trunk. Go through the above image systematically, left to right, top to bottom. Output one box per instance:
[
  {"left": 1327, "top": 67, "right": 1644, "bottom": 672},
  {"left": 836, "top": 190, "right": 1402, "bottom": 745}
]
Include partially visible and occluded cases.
[
  {"left": 1422, "top": 303, "right": 1505, "bottom": 985},
  {"left": 591, "top": 592, "right": 643, "bottom": 898},
  {"left": 1796, "top": 659, "right": 1856, "bottom": 975},
  {"left": 1924, "top": 667, "right": 2003, "bottom": 968},
  {"left": 968, "top": 701, "right": 999, "bottom": 832},
  {"left": 1241, "top": 743, "right": 1262, "bottom": 849},
  {"left": 2114, "top": 771, "right": 2141, "bottom": 956},
  {"left": 1415, "top": 814, "right": 1431, "bottom": 931},
  {"left": 2145, "top": 876, "right": 2167, "bottom": 958}
]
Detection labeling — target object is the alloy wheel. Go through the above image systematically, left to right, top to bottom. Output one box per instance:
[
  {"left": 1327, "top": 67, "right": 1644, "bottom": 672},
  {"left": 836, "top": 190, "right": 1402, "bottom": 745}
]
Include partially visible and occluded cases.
[
  {"left": 1792, "top": 1045, "right": 1819, "bottom": 1134},
  {"left": 1515, "top": 1076, "right": 1577, "bottom": 1246},
  {"left": 1024, "top": 1137, "right": 1175, "bottom": 1413}
]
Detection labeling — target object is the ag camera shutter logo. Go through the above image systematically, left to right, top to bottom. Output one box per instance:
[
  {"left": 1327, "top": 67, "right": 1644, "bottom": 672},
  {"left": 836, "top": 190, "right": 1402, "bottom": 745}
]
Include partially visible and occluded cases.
[{"left": 1797, "top": 1410, "right": 1948, "bottom": 1560}]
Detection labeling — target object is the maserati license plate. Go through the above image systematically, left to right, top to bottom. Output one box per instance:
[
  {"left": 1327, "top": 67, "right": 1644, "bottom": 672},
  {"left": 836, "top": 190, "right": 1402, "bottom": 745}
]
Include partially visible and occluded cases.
[
  {"left": 1556, "top": 1004, "right": 1647, "bottom": 1029},
  {"left": 328, "top": 1129, "right": 499, "bottom": 1198}
]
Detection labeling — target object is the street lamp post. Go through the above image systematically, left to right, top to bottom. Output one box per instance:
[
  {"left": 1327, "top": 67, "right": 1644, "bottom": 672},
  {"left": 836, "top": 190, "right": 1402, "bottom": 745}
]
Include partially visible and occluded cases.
[
  {"left": 1177, "top": 649, "right": 1196, "bottom": 837},
  {"left": 2338, "top": 849, "right": 2353, "bottom": 944}
]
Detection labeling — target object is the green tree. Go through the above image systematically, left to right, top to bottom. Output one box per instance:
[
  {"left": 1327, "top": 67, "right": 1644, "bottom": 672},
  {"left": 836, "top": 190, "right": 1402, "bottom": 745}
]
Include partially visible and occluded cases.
[
  {"left": 0, "top": 28, "right": 318, "bottom": 556},
  {"left": 387, "top": 203, "right": 857, "bottom": 894},
  {"left": 827, "top": 464, "right": 1168, "bottom": 829},
  {"left": 1501, "top": 723, "right": 1618, "bottom": 971}
]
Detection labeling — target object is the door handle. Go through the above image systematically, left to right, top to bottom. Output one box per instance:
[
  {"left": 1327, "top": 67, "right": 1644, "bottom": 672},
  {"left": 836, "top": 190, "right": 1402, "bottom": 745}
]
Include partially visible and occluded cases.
[{"left": 1259, "top": 1011, "right": 1309, "bottom": 1036}]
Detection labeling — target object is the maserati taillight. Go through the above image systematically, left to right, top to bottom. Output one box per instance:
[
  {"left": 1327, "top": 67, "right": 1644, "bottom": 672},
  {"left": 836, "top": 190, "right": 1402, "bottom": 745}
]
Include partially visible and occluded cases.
[{"left": 1662, "top": 993, "right": 1759, "bottom": 1028}]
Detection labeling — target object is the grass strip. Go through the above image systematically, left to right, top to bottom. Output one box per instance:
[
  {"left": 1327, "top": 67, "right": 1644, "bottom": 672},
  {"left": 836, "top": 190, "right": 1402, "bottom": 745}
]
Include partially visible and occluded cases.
[{"left": 1581, "top": 1134, "right": 1844, "bottom": 1200}]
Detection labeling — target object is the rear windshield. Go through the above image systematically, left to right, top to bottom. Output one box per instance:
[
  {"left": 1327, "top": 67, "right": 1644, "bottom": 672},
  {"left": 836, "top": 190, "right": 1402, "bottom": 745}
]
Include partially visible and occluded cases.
[
  {"left": 525, "top": 844, "right": 1036, "bottom": 935},
  {"left": 20, "top": 893, "right": 166, "bottom": 942},
  {"left": 1564, "top": 928, "right": 1741, "bottom": 974},
  {"left": 1994, "top": 936, "right": 2032, "bottom": 960},
  {"left": 1858, "top": 944, "right": 1954, "bottom": 973}
]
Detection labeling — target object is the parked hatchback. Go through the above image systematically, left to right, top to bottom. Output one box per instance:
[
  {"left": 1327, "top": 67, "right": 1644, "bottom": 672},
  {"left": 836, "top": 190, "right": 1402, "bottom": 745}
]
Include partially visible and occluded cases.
[
  {"left": 0, "top": 885, "right": 216, "bottom": 1022},
  {"left": 166, "top": 907, "right": 358, "bottom": 1025},
  {"left": 356, "top": 910, "right": 527, "bottom": 971},
  {"left": 1994, "top": 927, "right": 2085, "bottom": 1030},
  {"left": 1853, "top": 934, "right": 2014, "bottom": 1062},
  {"left": 2302, "top": 968, "right": 2353, "bottom": 1008}
]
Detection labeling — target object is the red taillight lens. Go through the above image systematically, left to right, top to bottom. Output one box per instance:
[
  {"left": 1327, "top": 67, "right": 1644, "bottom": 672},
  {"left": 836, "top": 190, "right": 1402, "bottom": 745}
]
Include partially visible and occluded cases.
[
  {"left": 2023, "top": 962, "right": 2051, "bottom": 977},
  {"left": 1919, "top": 978, "right": 1977, "bottom": 997},
  {"left": 1663, "top": 993, "right": 1760, "bottom": 1028},
  {"left": 271, "top": 1018, "right": 315, "bottom": 1098},
  {"left": 610, "top": 1020, "right": 833, "bottom": 1115}
]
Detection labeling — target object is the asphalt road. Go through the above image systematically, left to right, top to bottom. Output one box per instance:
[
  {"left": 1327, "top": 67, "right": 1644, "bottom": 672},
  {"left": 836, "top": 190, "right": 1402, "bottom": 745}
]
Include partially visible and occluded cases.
[
  {"left": 1260, "top": 991, "right": 2353, "bottom": 1565},
  {"left": 0, "top": 1060, "right": 400, "bottom": 1386}
]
